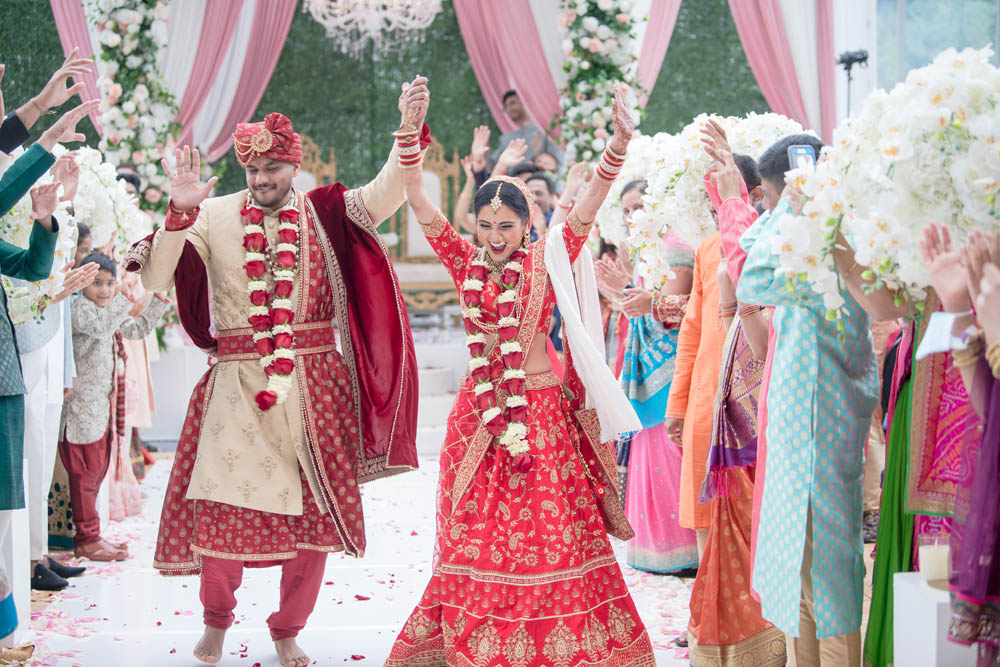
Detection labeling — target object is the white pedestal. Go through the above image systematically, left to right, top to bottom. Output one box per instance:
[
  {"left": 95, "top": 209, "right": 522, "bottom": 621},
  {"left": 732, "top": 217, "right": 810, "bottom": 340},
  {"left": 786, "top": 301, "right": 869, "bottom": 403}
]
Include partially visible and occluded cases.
[
  {"left": 0, "top": 461, "right": 31, "bottom": 647},
  {"left": 893, "top": 571, "right": 977, "bottom": 666}
]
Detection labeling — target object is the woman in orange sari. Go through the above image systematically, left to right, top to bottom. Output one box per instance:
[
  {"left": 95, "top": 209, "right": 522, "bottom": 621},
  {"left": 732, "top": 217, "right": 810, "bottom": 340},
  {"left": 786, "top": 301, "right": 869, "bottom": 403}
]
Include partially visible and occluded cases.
[{"left": 386, "top": 89, "right": 655, "bottom": 667}]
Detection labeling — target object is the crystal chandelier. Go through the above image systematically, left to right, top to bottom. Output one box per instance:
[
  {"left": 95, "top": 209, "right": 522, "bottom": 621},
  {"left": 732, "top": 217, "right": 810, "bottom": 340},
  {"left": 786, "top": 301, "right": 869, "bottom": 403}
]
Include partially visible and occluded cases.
[{"left": 303, "top": 0, "right": 442, "bottom": 60}]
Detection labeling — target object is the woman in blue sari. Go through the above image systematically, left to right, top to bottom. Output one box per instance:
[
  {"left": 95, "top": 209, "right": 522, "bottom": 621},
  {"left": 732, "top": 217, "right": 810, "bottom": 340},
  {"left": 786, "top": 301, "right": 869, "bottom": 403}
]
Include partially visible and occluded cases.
[{"left": 616, "top": 180, "right": 700, "bottom": 572}]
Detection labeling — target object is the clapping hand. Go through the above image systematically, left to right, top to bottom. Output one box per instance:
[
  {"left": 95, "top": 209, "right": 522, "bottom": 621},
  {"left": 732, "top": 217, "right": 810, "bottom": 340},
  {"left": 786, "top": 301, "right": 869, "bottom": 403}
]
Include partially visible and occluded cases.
[
  {"left": 34, "top": 48, "right": 92, "bottom": 114},
  {"left": 398, "top": 75, "right": 430, "bottom": 134},
  {"left": 609, "top": 85, "right": 635, "bottom": 154},
  {"left": 38, "top": 99, "right": 100, "bottom": 151},
  {"left": 702, "top": 120, "right": 743, "bottom": 202},
  {"left": 470, "top": 125, "right": 491, "bottom": 170},
  {"left": 495, "top": 138, "right": 527, "bottom": 174},
  {"left": 162, "top": 146, "right": 218, "bottom": 212},
  {"left": 51, "top": 154, "right": 80, "bottom": 203},
  {"left": 563, "top": 162, "right": 593, "bottom": 198},
  {"left": 29, "top": 182, "right": 60, "bottom": 230},
  {"left": 920, "top": 223, "right": 972, "bottom": 313},
  {"left": 961, "top": 228, "right": 1000, "bottom": 305},
  {"left": 594, "top": 255, "right": 630, "bottom": 294},
  {"left": 51, "top": 260, "right": 100, "bottom": 305},
  {"left": 977, "top": 264, "right": 1000, "bottom": 343},
  {"left": 622, "top": 287, "right": 653, "bottom": 318}
]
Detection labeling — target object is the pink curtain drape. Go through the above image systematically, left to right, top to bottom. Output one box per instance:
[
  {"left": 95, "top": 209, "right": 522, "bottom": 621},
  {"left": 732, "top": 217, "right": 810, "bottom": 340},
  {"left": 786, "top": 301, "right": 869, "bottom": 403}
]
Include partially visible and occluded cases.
[
  {"left": 49, "top": 0, "right": 102, "bottom": 131},
  {"left": 482, "top": 0, "right": 563, "bottom": 134},
  {"left": 636, "top": 0, "right": 681, "bottom": 107},
  {"left": 727, "top": 0, "right": 811, "bottom": 133},
  {"left": 815, "top": 0, "right": 837, "bottom": 142},
  {"left": 206, "top": 1, "right": 296, "bottom": 161},
  {"left": 454, "top": 1, "right": 517, "bottom": 133},
  {"left": 175, "top": 2, "right": 242, "bottom": 147}
]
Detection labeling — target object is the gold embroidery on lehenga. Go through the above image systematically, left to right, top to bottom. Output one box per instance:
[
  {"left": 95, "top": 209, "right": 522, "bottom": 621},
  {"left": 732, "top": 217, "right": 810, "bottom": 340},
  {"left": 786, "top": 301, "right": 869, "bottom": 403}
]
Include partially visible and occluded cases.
[
  {"left": 607, "top": 604, "right": 636, "bottom": 644},
  {"left": 403, "top": 611, "right": 440, "bottom": 642},
  {"left": 581, "top": 615, "right": 611, "bottom": 661},
  {"left": 466, "top": 619, "right": 501, "bottom": 664},
  {"left": 542, "top": 619, "right": 580, "bottom": 667},
  {"left": 502, "top": 622, "right": 536, "bottom": 667}
]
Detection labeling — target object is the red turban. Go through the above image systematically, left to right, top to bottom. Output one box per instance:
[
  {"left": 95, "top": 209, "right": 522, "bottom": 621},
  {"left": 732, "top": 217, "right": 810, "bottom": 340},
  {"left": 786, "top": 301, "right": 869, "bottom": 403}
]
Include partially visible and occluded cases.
[{"left": 232, "top": 112, "right": 303, "bottom": 167}]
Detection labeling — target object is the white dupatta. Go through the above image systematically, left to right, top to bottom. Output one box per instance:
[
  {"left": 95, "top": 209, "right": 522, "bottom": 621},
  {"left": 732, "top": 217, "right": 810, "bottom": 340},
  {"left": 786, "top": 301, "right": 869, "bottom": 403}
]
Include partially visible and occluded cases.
[{"left": 545, "top": 224, "right": 641, "bottom": 442}]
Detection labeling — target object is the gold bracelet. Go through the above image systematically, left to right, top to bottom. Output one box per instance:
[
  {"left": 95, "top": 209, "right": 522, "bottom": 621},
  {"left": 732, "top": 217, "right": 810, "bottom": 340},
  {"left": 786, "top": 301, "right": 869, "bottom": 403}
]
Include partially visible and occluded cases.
[
  {"left": 952, "top": 334, "right": 984, "bottom": 368},
  {"left": 987, "top": 340, "right": 1000, "bottom": 378}
]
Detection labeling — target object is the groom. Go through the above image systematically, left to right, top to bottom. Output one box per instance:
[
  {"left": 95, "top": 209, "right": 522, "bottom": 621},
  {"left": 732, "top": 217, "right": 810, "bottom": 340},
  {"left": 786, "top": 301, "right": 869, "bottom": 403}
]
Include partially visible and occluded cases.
[{"left": 128, "top": 78, "right": 429, "bottom": 666}]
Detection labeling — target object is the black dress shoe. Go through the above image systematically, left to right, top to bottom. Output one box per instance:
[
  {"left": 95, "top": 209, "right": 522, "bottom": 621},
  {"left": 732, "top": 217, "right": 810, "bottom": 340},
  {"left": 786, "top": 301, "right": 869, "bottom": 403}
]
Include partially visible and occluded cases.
[
  {"left": 46, "top": 558, "right": 86, "bottom": 579},
  {"left": 31, "top": 563, "right": 69, "bottom": 591}
]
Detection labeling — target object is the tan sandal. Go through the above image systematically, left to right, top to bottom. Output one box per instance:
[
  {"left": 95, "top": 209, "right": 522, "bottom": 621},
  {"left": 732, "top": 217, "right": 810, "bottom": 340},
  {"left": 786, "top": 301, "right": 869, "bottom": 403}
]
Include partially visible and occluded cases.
[
  {"left": 75, "top": 539, "right": 129, "bottom": 562},
  {"left": 0, "top": 643, "right": 35, "bottom": 665}
]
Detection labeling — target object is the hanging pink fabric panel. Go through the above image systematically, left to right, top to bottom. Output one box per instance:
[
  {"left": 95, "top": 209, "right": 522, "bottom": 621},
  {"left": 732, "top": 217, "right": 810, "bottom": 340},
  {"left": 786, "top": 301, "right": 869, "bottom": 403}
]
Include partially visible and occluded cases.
[
  {"left": 49, "top": 0, "right": 103, "bottom": 131},
  {"left": 206, "top": 0, "right": 296, "bottom": 162},
  {"left": 453, "top": 0, "right": 517, "bottom": 133},
  {"left": 636, "top": 0, "right": 682, "bottom": 107},
  {"left": 727, "top": 0, "right": 810, "bottom": 131},
  {"left": 815, "top": 0, "right": 837, "bottom": 142},
  {"left": 175, "top": 2, "right": 243, "bottom": 148}
]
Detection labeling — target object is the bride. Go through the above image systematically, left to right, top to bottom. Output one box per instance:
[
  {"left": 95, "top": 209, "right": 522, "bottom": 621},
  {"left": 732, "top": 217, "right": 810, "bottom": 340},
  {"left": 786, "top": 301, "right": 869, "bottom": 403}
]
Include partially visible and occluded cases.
[{"left": 386, "top": 87, "right": 655, "bottom": 667}]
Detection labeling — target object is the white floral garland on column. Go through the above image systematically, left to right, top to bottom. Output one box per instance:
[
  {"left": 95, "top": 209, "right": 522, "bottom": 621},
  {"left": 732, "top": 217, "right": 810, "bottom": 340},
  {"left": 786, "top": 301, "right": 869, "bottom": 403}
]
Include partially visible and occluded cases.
[
  {"left": 87, "top": 0, "right": 178, "bottom": 213},
  {"left": 557, "top": 0, "right": 640, "bottom": 163}
]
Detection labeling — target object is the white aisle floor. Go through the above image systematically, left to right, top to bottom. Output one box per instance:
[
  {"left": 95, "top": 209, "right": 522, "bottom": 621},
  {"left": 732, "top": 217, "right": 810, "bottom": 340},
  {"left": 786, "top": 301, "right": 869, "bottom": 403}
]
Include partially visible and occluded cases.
[{"left": 26, "top": 456, "right": 694, "bottom": 666}]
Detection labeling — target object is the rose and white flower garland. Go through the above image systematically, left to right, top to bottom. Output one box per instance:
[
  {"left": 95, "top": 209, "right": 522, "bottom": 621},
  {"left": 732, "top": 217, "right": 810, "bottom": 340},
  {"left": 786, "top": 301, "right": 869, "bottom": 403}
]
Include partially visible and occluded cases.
[
  {"left": 87, "top": 0, "right": 178, "bottom": 212},
  {"left": 558, "top": 0, "right": 641, "bottom": 163},
  {"left": 773, "top": 46, "right": 1000, "bottom": 320},
  {"left": 241, "top": 194, "right": 300, "bottom": 411},
  {"left": 461, "top": 250, "right": 532, "bottom": 470}
]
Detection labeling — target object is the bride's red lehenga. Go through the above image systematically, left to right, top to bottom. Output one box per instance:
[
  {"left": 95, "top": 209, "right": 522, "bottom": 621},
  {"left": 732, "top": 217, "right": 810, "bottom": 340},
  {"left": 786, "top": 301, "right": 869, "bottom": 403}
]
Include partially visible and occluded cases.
[{"left": 386, "top": 210, "right": 655, "bottom": 667}]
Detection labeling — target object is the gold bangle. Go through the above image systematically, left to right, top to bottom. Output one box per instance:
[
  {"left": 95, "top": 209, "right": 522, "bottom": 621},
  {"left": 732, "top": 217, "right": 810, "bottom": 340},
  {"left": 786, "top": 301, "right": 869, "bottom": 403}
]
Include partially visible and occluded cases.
[
  {"left": 952, "top": 335, "right": 984, "bottom": 368},
  {"left": 987, "top": 341, "right": 1000, "bottom": 378}
]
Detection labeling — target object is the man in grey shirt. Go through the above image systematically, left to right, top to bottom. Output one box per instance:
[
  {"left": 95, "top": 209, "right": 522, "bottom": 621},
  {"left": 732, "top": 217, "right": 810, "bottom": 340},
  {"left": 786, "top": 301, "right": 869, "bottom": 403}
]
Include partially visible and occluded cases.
[{"left": 473, "top": 90, "right": 564, "bottom": 184}]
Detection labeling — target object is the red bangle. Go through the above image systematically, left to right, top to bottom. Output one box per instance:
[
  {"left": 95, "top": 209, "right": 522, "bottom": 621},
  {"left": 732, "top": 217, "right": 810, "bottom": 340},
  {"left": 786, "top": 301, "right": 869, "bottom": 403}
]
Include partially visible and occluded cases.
[{"left": 165, "top": 201, "right": 199, "bottom": 231}]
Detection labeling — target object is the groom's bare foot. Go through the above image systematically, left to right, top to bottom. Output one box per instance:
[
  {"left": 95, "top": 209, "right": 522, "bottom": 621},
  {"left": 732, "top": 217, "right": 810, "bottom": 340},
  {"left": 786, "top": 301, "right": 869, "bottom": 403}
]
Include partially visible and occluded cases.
[
  {"left": 193, "top": 625, "right": 226, "bottom": 664},
  {"left": 274, "top": 637, "right": 309, "bottom": 667}
]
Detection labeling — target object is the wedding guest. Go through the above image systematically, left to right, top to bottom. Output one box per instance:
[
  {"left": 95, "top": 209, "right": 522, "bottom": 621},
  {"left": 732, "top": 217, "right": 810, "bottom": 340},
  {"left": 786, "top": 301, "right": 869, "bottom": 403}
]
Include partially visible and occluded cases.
[{"left": 58, "top": 252, "right": 167, "bottom": 562}]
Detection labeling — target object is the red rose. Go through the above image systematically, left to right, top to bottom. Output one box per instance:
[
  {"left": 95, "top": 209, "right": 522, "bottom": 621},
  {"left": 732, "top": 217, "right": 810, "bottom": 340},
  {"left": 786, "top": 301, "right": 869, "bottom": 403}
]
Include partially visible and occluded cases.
[
  {"left": 242, "top": 207, "right": 264, "bottom": 225},
  {"left": 278, "top": 209, "right": 299, "bottom": 222},
  {"left": 278, "top": 228, "right": 298, "bottom": 244},
  {"left": 242, "top": 232, "right": 266, "bottom": 252},
  {"left": 277, "top": 250, "right": 296, "bottom": 267},
  {"left": 510, "top": 250, "right": 527, "bottom": 263},
  {"left": 244, "top": 260, "right": 267, "bottom": 279},
  {"left": 468, "top": 265, "right": 487, "bottom": 281},
  {"left": 502, "top": 270, "right": 520, "bottom": 286},
  {"left": 274, "top": 280, "right": 294, "bottom": 298},
  {"left": 250, "top": 290, "right": 269, "bottom": 307},
  {"left": 463, "top": 291, "right": 482, "bottom": 307},
  {"left": 497, "top": 301, "right": 515, "bottom": 318},
  {"left": 270, "top": 308, "right": 293, "bottom": 326},
  {"left": 248, "top": 314, "right": 272, "bottom": 332},
  {"left": 498, "top": 325, "right": 518, "bottom": 341},
  {"left": 273, "top": 332, "right": 293, "bottom": 349},
  {"left": 254, "top": 337, "right": 275, "bottom": 357},
  {"left": 469, "top": 342, "right": 485, "bottom": 357},
  {"left": 503, "top": 351, "right": 523, "bottom": 368},
  {"left": 272, "top": 357, "right": 294, "bottom": 375},
  {"left": 264, "top": 364, "right": 276, "bottom": 376},
  {"left": 471, "top": 364, "right": 490, "bottom": 383},
  {"left": 505, "top": 377, "right": 525, "bottom": 395},
  {"left": 255, "top": 390, "right": 277, "bottom": 411},
  {"left": 475, "top": 392, "right": 495, "bottom": 411},
  {"left": 509, "top": 404, "right": 528, "bottom": 423},
  {"left": 485, "top": 414, "right": 507, "bottom": 436},
  {"left": 513, "top": 453, "right": 533, "bottom": 473}
]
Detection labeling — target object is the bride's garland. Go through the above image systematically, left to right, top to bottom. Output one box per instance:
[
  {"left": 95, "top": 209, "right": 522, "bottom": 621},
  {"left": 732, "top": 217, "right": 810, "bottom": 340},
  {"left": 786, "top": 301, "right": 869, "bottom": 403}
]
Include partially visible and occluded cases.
[
  {"left": 241, "top": 193, "right": 300, "bottom": 411},
  {"left": 461, "top": 248, "right": 532, "bottom": 471}
]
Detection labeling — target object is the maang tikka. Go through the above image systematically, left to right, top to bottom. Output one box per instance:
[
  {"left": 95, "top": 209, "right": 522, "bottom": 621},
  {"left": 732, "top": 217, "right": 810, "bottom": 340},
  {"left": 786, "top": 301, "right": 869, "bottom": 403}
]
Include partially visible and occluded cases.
[{"left": 490, "top": 182, "right": 503, "bottom": 213}]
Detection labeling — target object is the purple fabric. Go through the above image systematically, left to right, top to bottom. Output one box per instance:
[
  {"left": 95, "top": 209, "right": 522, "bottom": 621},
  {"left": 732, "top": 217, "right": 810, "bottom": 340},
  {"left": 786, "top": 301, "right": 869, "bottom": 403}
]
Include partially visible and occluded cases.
[
  {"left": 49, "top": 0, "right": 102, "bottom": 131},
  {"left": 206, "top": 1, "right": 296, "bottom": 161},
  {"left": 175, "top": 2, "right": 242, "bottom": 148},
  {"left": 700, "top": 319, "right": 765, "bottom": 501},
  {"left": 948, "top": 360, "right": 998, "bottom": 658}
]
